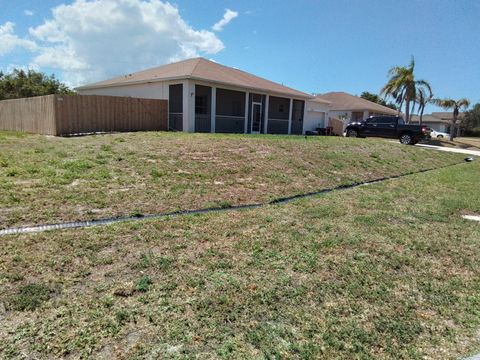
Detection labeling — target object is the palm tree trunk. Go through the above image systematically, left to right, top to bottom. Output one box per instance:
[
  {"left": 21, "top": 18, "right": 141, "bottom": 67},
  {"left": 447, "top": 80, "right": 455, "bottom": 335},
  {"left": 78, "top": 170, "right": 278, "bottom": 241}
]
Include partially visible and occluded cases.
[
  {"left": 405, "top": 98, "right": 410, "bottom": 124},
  {"left": 397, "top": 99, "right": 404, "bottom": 117},
  {"left": 410, "top": 102, "right": 416, "bottom": 123},
  {"left": 419, "top": 104, "right": 424, "bottom": 125},
  {"left": 450, "top": 120, "right": 455, "bottom": 141}
]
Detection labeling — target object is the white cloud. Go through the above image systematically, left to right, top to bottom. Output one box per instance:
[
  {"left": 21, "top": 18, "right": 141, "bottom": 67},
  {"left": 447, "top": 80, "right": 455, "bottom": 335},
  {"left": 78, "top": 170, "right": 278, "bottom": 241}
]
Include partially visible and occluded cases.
[
  {"left": 1, "top": 1, "right": 227, "bottom": 86},
  {"left": 212, "top": 9, "right": 239, "bottom": 32},
  {"left": 24, "top": 10, "right": 34, "bottom": 16},
  {"left": 0, "top": 22, "right": 37, "bottom": 55}
]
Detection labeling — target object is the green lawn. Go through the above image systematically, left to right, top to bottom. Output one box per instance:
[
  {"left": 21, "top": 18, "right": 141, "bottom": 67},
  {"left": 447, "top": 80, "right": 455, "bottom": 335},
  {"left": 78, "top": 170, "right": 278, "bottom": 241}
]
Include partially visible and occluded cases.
[
  {"left": 0, "top": 131, "right": 479, "bottom": 359},
  {"left": 0, "top": 131, "right": 464, "bottom": 228}
]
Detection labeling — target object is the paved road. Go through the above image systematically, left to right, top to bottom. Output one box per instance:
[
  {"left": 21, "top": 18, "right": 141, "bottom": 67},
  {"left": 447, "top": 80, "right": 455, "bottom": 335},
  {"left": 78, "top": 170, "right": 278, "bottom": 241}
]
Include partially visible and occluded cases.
[{"left": 415, "top": 143, "right": 480, "bottom": 157}]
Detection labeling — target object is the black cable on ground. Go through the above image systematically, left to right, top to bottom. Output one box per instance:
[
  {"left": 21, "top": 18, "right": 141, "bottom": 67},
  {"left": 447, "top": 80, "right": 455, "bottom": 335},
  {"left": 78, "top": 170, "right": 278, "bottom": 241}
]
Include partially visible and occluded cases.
[{"left": 0, "top": 162, "right": 468, "bottom": 236}]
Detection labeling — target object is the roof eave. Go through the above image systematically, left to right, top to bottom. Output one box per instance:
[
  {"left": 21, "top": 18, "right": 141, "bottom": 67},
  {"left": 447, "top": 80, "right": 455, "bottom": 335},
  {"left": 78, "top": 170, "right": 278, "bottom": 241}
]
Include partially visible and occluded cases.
[
  {"left": 75, "top": 75, "right": 190, "bottom": 91},
  {"left": 76, "top": 75, "right": 312, "bottom": 99},
  {"left": 188, "top": 76, "right": 312, "bottom": 99},
  {"left": 330, "top": 107, "right": 398, "bottom": 114}
]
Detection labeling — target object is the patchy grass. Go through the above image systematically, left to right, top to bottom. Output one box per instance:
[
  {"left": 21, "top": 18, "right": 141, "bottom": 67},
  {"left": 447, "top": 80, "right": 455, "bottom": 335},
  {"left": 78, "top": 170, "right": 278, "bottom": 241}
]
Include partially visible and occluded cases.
[
  {"left": 0, "top": 131, "right": 464, "bottom": 228},
  {"left": 427, "top": 137, "right": 480, "bottom": 150},
  {"left": 455, "top": 137, "right": 480, "bottom": 149},
  {"left": 0, "top": 161, "right": 479, "bottom": 359},
  {"left": 6, "top": 283, "right": 53, "bottom": 311}
]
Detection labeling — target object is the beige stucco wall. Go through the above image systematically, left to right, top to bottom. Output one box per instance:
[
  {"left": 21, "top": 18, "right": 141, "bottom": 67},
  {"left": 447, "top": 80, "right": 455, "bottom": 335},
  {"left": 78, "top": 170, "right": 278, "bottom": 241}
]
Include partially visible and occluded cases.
[{"left": 77, "top": 81, "right": 172, "bottom": 100}]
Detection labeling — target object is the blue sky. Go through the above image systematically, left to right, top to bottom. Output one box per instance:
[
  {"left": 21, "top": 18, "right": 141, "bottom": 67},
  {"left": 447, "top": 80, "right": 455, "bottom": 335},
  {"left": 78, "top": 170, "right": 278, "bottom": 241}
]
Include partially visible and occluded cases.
[{"left": 1, "top": 0, "right": 479, "bottom": 112}]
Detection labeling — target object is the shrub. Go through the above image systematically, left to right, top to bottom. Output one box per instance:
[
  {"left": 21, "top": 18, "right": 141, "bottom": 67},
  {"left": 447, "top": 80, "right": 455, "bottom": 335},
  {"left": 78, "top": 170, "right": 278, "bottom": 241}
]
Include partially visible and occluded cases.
[{"left": 464, "top": 127, "right": 480, "bottom": 137}]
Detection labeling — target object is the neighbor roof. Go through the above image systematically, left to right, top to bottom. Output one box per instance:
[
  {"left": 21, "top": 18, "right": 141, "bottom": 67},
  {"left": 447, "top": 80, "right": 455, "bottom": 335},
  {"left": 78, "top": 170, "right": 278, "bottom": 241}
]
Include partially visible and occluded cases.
[
  {"left": 76, "top": 57, "right": 311, "bottom": 98},
  {"left": 314, "top": 92, "right": 398, "bottom": 115},
  {"left": 411, "top": 112, "right": 464, "bottom": 124},
  {"left": 431, "top": 112, "right": 464, "bottom": 120},
  {"left": 410, "top": 115, "right": 450, "bottom": 124}
]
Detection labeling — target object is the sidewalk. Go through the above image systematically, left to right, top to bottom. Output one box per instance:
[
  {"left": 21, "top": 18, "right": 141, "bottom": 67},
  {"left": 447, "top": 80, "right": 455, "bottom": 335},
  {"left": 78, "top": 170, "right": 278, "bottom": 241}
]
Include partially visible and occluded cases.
[{"left": 415, "top": 143, "right": 480, "bottom": 157}]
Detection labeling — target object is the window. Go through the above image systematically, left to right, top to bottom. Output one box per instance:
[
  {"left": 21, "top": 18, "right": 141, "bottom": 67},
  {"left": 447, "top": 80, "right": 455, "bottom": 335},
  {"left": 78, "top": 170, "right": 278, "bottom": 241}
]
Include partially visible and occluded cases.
[
  {"left": 169, "top": 84, "right": 183, "bottom": 113},
  {"left": 195, "top": 85, "right": 211, "bottom": 116},
  {"left": 216, "top": 88, "right": 245, "bottom": 117},
  {"left": 252, "top": 93, "right": 262, "bottom": 103},
  {"left": 195, "top": 95, "right": 208, "bottom": 115},
  {"left": 268, "top": 96, "right": 290, "bottom": 120},
  {"left": 232, "top": 100, "right": 243, "bottom": 116},
  {"left": 378, "top": 116, "right": 397, "bottom": 126},
  {"left": 397, "top": 118, "right": 405, "bottom": 125}
]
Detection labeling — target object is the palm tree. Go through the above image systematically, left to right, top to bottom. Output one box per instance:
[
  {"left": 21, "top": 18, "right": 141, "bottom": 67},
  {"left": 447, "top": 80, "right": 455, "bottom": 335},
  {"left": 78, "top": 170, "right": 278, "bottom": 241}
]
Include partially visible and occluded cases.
[
  {"left": 381, "top": 57, "right": 431, "bottom": 123},
  {"left": 415, "top": 83, "right": 433, "bottom": 124},
  {"left": 432, "top": 98, "right": 470, "bottom": 141}
]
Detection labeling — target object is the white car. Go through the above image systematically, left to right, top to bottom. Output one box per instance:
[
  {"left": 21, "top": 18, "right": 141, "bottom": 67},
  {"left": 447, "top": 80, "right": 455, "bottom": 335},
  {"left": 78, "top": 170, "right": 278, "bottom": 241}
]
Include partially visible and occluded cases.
[{"left": 430, "top": 129, "right": 450, "bottom": 139}]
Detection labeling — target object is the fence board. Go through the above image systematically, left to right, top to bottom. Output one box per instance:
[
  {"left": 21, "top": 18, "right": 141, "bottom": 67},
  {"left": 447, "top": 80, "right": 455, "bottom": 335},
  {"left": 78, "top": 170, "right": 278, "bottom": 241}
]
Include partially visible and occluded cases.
[
  {"left": 0, "top": 94, "right": 168, "bottom": 135},
  {"left": 0, "top": 95, "right": 56, "bottom": 135}
]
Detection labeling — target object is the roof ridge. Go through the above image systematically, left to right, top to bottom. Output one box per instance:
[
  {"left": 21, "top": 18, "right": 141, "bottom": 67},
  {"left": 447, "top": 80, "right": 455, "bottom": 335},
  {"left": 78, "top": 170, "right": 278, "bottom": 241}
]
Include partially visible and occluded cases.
[{"left": 189, "top": 57, "right": 204, "bottom": 76}]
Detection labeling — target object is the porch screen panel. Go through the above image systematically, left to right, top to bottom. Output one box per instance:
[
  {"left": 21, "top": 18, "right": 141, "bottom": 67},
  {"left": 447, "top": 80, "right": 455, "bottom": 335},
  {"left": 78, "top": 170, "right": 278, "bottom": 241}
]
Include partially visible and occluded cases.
[
  {"left": 169, "top": 84, "right": 183, "bottom": 131},
  {"left": 195, "top": 85, "right": 211, "bottom": 132},
  {"left": 215, "top": 88, "right": 246, "bottom": 133},
  {"left": 247, "top": 93, "right": 253, "bottom": 133},
  {"left": 267, "top": 96, "right": 290, "bottom": 134},
  {"left": 291, "top": 100, "right": 305, "bottom": 135}
]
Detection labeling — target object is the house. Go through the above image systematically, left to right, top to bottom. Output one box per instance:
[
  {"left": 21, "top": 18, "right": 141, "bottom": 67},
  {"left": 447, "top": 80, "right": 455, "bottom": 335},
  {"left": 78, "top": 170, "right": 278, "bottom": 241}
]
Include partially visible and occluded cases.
[
  {"left": 76, "top": 57, "right": 314, "bottom": 135},
  {"left": 313, "top": 91, "right": 399, "bottom": 134},
  {"left": 303, "top": 97, "right": 331, "bottom": 132},
  {"left": 410, "top": 112, "right": 465, "bottom": 135}
]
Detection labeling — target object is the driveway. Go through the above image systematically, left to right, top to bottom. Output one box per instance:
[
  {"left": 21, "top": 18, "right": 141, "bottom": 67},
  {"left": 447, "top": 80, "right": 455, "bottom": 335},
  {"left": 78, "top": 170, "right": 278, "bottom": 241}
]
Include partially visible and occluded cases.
[{"left": 415, "top": 143, "right": 480, "bottom": 157}]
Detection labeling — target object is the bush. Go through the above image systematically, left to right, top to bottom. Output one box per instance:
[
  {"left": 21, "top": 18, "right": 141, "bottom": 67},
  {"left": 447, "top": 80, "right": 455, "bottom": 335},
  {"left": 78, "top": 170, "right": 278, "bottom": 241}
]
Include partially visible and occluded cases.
[{"left": 464, "top": 127, "right": 480, "bottom": 137}]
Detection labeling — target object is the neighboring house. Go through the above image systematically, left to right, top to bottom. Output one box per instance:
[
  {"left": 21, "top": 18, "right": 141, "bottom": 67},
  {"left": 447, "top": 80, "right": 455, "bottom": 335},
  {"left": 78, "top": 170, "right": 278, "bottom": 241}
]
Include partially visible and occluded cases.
[
  {"left": 76, "top": 57, "right": 313, "bottom": 135},
  {"left": 313, "top": 91, "right": 399, "bottom": 133},
  {"left": 304, "top": 97, "right": 331, "bottom": 132},
  {"left": 410, "top": 112, "right": 465, "bottom": 135}
]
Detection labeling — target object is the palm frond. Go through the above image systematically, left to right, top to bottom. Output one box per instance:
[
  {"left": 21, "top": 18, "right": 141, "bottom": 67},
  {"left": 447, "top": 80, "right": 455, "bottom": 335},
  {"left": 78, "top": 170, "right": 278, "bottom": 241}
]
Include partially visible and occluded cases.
[
  {"left": 432, "top": 98, "right": 455, "bottom": 110},
  {"left": 457, "top": 98, "right": 470, "bottom": 109}
]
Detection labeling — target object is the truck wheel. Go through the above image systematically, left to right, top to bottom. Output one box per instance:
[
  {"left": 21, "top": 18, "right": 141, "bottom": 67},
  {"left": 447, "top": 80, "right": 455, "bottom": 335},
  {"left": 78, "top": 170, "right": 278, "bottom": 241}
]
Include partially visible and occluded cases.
[
  {"left": 346, "top": 129, "right": 358, "bottom": 138},
  {"left": 399, "top": 133, "right": 413, "bottom": 145}
]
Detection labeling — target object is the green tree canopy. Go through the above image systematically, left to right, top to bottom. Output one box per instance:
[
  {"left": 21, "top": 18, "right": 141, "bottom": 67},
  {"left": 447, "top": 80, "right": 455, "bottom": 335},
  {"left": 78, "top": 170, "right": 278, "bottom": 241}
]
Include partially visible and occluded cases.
[
  {"left": 380, "top": 56, "right": 431, "bottom": 123},
  {"left": 0, "top": 69, "right": 74, "bottom": 100},
  {"left": 360, "top": 91, "right": 398, "bottom": 110},
  {"left": 463, "top": 102, "right": 480, "bottom": 131}
]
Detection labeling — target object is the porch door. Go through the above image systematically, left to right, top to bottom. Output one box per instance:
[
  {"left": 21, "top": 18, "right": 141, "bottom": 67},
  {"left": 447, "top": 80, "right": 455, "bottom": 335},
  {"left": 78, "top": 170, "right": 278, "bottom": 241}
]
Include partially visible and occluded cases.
[
  {"left": 291, "top": 100, "right": 305, "bottom": 135},
  {"left": 251, "top": 103, "right": 262, "bottom": 133}
]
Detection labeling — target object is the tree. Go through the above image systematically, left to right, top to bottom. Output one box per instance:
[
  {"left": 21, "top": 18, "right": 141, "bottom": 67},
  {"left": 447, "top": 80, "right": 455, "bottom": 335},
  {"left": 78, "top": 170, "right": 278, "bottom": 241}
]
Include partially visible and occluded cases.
[
  {"left": 380, "top": 56, "right": 431, "bottom": 123},
  {"left": 0, "top": 69, "right": 73, "bottom": 100},
  {"left": 414, "top": 82, "right": 433, "bottom": 124},
  {"left": 360, "top": 91, "right": 397, "bottom": 110},
  {"left": 432, "top": 98, "right": 470, "bottom": 141},
  {"left": 463, "top": 103, "right": 480, "bottom": 133}
]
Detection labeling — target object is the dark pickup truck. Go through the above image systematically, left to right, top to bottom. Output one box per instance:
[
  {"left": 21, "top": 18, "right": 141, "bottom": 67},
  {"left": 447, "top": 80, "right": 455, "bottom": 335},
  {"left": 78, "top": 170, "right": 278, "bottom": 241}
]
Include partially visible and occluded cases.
[{"left": 345, "top": 115, "right": 431, "bottom": 145}]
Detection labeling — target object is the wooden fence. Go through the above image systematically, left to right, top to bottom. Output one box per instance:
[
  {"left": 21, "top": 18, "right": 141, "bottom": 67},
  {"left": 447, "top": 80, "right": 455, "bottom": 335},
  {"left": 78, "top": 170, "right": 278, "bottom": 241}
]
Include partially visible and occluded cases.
[
  {"left": 0, "top": 94, "right": 168, "bottom": 136},
  {"left": 0, "top": 95, "right": 56, "bottom": 135}
]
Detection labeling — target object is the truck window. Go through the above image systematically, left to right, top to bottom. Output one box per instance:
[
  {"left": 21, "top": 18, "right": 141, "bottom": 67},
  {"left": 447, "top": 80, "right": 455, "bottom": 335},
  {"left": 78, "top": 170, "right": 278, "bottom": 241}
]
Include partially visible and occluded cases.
[{"left": 397, "top": 118, "right": 405, "bottom": 125}]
